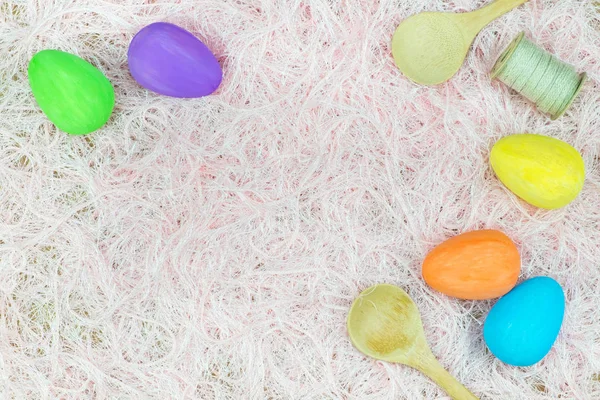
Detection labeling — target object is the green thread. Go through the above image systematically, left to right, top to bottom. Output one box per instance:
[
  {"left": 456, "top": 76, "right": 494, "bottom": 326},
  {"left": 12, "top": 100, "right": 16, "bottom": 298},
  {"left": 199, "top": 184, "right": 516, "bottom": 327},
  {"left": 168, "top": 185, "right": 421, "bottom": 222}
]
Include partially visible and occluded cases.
[{"left": 491, "top": 32, "right": 586, "bottom": 120}]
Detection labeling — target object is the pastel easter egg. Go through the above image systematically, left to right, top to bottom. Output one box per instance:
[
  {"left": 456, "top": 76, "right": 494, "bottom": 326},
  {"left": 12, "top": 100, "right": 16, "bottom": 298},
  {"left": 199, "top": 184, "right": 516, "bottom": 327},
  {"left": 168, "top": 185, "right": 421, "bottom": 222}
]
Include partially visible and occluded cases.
[
  {"left": 128, "top": 22, "right": 222, "bottom": 98},
  {"left": 28, "top": 50, "right": 115, "bottom": 135},
  {"left": 490, "top": 134, "right": 585, "bottom": 209},
  {"left": 422, "top": 230, "right": 520, "bottom": 300},
  {"left": 484, "top": 277, "right": 565, "bottom": 367}
]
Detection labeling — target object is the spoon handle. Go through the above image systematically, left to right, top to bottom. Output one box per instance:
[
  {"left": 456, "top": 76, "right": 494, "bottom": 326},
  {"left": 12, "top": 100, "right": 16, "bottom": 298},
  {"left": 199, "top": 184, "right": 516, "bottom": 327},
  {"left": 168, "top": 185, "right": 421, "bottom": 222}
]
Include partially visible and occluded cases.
[
  {"left": 464, "top": 0, "right": 530, "bottom": 36},
  {"left": 415, "top": 353, "right": 479, "bottom": 400}
]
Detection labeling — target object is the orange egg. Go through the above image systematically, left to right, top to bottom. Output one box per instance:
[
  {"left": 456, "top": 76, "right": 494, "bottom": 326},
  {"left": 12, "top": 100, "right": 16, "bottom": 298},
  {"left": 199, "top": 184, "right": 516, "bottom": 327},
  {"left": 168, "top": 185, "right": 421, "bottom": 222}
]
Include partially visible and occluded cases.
[{"left": 422, "top": 230, "right": 521, "bottom": 300}]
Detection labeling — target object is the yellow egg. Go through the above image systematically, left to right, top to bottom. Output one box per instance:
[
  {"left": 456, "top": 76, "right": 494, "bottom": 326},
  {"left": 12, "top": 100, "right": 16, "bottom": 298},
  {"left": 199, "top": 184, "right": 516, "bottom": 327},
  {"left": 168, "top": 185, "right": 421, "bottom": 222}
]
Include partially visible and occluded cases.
[{"left": 490, "top": 134, "right": 585, "bottom": 209}]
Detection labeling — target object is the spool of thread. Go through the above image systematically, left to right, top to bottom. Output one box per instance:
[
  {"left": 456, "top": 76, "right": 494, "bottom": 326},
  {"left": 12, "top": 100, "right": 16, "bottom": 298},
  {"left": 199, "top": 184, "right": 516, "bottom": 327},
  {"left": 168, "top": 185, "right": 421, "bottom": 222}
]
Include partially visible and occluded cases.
[{"left": 491, "top": 32, "right": 586, "bottom": 120}]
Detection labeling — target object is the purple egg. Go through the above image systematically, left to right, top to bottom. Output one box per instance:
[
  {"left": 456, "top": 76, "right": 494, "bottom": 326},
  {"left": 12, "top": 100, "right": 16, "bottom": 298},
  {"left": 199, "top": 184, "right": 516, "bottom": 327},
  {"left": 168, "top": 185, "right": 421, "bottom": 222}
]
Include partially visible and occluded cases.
[{"left": 128, "top": 22, "right": 222, "bottom": 98}]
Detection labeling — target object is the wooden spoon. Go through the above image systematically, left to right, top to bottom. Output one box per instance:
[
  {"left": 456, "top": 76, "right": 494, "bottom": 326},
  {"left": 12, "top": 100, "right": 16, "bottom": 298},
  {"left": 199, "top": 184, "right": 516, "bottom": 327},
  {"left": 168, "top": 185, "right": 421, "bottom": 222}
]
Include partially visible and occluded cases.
[
  {"left": 391, "top": 0, "right": 530, "bottom": 85},
  {"left": 347, "top": 284, "right": 478, "bottom": 400}
]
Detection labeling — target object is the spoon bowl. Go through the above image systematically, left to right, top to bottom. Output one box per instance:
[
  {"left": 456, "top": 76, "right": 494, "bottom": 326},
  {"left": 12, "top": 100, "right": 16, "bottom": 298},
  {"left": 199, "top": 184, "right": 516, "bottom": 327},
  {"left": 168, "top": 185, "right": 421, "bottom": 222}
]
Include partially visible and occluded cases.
[
  {"left": 392, "top": 0, "right": 530, "bottom": 85},
  {"left": 391, "top": 12, "right": 471, "bottom": 86},
  {"left": 347, "top": 283, "right": 424, "bottom": 363},
  {"left": 347, "top": 284, "right": 479, "bottom": 400}
]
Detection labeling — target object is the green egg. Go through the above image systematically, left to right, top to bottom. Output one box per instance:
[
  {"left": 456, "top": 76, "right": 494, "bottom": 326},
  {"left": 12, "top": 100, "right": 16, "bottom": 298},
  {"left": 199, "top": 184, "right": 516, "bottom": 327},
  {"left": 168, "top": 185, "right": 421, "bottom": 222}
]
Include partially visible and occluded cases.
[{"left": 28, "top": 50, "right": 115, "bottom": 135}]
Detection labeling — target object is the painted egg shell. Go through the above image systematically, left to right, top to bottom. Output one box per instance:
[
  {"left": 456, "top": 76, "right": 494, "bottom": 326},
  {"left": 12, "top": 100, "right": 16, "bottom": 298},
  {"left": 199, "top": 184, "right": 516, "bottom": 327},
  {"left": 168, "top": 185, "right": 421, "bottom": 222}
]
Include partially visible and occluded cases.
[
  {"left": 128, "top": 22, "right": 222, "bottom": 98},
  {"left": 28, "top": 50, "right": 115, "bottom": 135},
  {"left": 490, "top": 134, "right": 585, "bottom": 210},
  {"left": 422, "top": 230, "right": 520, "bottom": 300},
  {"left": 484, "top": 277, "right": 565, "bottom": 367}
]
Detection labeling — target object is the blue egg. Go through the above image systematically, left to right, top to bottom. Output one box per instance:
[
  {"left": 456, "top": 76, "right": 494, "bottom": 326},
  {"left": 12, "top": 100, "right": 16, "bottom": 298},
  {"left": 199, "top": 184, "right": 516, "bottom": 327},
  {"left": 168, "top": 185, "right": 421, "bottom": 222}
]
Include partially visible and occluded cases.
[{"left": 484, "top": 276, "right": 565, "bottom": 367}]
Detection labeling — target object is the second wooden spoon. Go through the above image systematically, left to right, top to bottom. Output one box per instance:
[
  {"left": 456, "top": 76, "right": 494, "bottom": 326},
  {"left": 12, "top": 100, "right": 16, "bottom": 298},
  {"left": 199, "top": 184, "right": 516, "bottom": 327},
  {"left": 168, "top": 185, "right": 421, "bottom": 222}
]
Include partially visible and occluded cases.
[{"left": 347, "top": 284, "right": 478, "bottom": 400}]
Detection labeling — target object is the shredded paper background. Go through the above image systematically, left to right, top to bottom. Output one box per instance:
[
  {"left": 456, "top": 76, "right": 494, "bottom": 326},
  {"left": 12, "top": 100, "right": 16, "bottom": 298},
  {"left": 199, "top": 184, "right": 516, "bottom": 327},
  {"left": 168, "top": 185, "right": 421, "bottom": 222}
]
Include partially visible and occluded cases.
[{"left": 1, "top": 0, "right": 599, "bottom": 398}]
